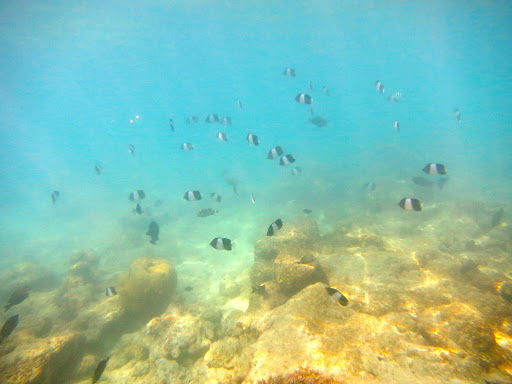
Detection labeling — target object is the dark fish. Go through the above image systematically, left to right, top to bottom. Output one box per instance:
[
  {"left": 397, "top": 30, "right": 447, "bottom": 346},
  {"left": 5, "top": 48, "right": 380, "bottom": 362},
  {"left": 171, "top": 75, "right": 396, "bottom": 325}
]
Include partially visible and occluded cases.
[
  {"left": 283, "top": 67, "right": 296, "bottom": 77},
  {"left": 375, "top": 80, "right": 384, "bottom": 93},
  {"left": 323, "top": 86, "right": 330, "bottom": 96},
  {"left": 295, "top": 93, "right": 313, "bottom": 105},
  {"left": 237, "top": 99, "right": 243, "bottom": 109},
  {"left": 454, "top": 108, "right": 461, "bottom": 123},
  {"left": 205, "top": 114, "right": 220, "bottom": 123},
  {"left": 186, "top": 115, "right": 199, "bottom": 124},
  {"left": 220, "top": 116, "right": 232, "bottom": 126},
  {"left": 309, "top": 116, "right": 328, "bottom": 127},
  {"left": 169, "top": 118, "right": 175, "bottom": 132},
  {"left": 393, "top": 121, "right": 400, "bottom": 131},
  {"left": 216, "top": 132, "right": 228, "bottom": 142},
  {"left": 247, "top": 133, "right": 259, "bottom": 146},
  {"left": 180, "top": 143, "right": 194, "bottom": 151},
  {"left": 129, "top": 144, "right": 135, "bottom": 156},
  {"left": 267, "top": 146, "right": 284, "bottom": 159},
  {"left": 280, "top": 154, "right": 295, "bottom": 166},
  {"left": 423, "top": 163, "right": 447, "bottom": 175},
  {"left": 95, "top": 164, "right": 103, "bottom": 175},
  {"left": 291, "top": 166, "right": 302, "bottom": 176},
  {"left": 412, "top": 177, "right": 434, "bottom": 187},
  {"left": 365, "top": 182, "right": 377, "bottom": 191},
  {"left": 51, "top": 190, "right": 60, "bottom": 205},
  {"left": 129, "top": 190, "right": 146, "bottom": 201},
  {"left": 184, "top": 191, "right": 202, "bottom": 201},
  {"left": 210, "top": 193, "right": 222, "bottom": 203},
  {"left": 398, "top": 197, "right": 422, "bottom": 211},
  {"left": 134, "top": 203, "right": 143, "bottom": 215},
  {"left": 197, "top": 208, "right": 218, "bottom": 217},
  {"left": 303, "top": 208, "right": 312, "bottom": 214},
  {"left": 491, "top": 208, "right": 505, "bottom": 228},
  {"left": 267, "top": 219, "right": 283, "bottom": 236},
  {"left": 146, "top": 221, "right": 159, "bottom": 244},
  {"left": 210, "top": 237, "right": 232, "bottom": 251},
  {"left": 297, "top": 255, "right": 315, "bottom": 264},
  {"left": 252, "top": 284, "right": 266, "bottom": 296},
  {"left": 4, "top": 286, "right": 29, "bottom": 311},
  {"left": 184, "top": 286, "right": 194, "bottom": 292},
  {"left": 106, "top": 287, "right": 117, "bottom": 297},
  {"left": 326, "top": 287, "right": 349, "bottom": 306},
  {"left": 0, "top": 314, "right": 19, "bottom": 344},
  {"left": 92, "top": 357, "right": 109, "bottom": 384}
]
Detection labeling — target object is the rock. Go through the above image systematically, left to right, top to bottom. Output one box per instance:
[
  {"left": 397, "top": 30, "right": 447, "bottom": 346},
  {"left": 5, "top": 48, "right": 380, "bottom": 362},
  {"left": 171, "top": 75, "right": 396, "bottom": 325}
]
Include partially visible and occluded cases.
[
  {"left": 67, "top": 249, "right": 100, "bottom": 283},
  {"left": 274, "top": 258, "right": 328, "bottom": 296},
  {"left": 499, "top": 281, "right": 512, "bottom": 303},
  {"left": 204, "top": 336, "right": 242, "bottom": 368}
]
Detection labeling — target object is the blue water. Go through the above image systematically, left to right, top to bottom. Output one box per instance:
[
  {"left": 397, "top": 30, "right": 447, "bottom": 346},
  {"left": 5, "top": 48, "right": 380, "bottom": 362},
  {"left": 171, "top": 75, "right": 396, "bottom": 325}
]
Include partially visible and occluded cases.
[{"left": 1, "top": 0, "right": 511, "bottom": 270}]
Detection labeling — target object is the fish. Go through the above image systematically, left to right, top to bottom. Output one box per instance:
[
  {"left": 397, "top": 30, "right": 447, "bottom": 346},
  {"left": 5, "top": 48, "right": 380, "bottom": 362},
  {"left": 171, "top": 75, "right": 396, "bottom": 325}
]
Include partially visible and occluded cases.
[
  {"left": 283, "top": 67, "right": 296, "bottom": 77},
  {"left": 375, "top": 80, "right": 384, "bottom": 93},
  {"left": 309, "top": 81, "right": 314, "bottom": 91},
  {"left": 323, "top": 86, "right": 330, "bottom": 96},
  {"left": 388, "top": 92, "right": 404, "bottom": 102},
  {"left": 295, "top": 93, "right": 313, "bottom": 105},
  {"left": 237, "top": 99, "right": 243, "bottom": 109},
  {"left": 454, "top": 108, "right": 461, "bottom": 123},
  {"left": 205, "top": 114, "right": 220, "bottom": 123},
  {"left": 186, "top": 115, "right": 199, "bottom": 124},
  {"left": 220, "top": 116, "right": 232, "bottom": 126},
  {"left": 309, "top": 116, "right": 328, "bottom": 127},
  {"left": 169, "top": 118, "right": 175, "bottom": 132},
  {"left": 393, "top": 121, "right": 400, "bottom": 131},
  {"left": 216, "top": 132, "right": 228, "bottom": 142},
  {"left": 247, "top": 133, "right": 259, "bottom": 146},
  {"left": 180, "top": 143, "right": 194, "bottom": 151},
  {"left": 129, "top": 144, "right": 136, "bottom": 156},
  {"left": 267, "top": 146, "right": 284, "bottom": 159},
  {"left": 280, "top": 154, "right": 296, "bottom": 166},
  {"left": 423, "top": 163, "right": 447, "bottom": 175},
  {"left": 95, "top": 164, "right": 103, "bottom": 175},
  {"left": 291, "top": 166, "right": 302, "bottom": 176},
  {"left": 223, "top": 173, "right": 239, "bottom": 194},
  {"left": 364, "top": 182, "right": 377, "bottom": 191},
  {"left": 51, "top": 190, "right": 60, "bottom": 204},
  {"left": 129, "top": 190, "right": 146, "bottom": 201},
  {"left": 184, "top": 191, "right": 202, "bottom": 201},
  {"left": 210, "top": 193, "right": 222, "bottom": 203},
  {"left": 251, "top": 193, "right": 256, "bottom": 204},
  {"left": 398, "top": 197, "right": 422, "bottom": 211},
  {"left": 154, "top": 199, "right": 163, "bottom": 207},
  {"left": 134, "top": 203, "right": 143, "bottom": 215},
  {"left": 197, "top": 208, "right": 218, "bottom": 217},
  {"left": 303, "top": 208, "right": 312, "bottom": 214},
  {"left": 491, "top": 208, "right": 505, "bottom": 228},
  {"left": 267, "top": 219, "right": 283, "bottom": 236},
  {"left": 146, "top": 221, "right": 160, "bottom": 244},
  {"left": 210, "top": 237, "right": 232, "bottom": 251},
  {"left": 297, "top": 255, "right": 316, "bottom": 264},
  {"left": 252, "top": 284, "right": 266, "bottom": 296},
  {"left": 4, "top": 286, "right": 29, "bottom": 311},
  {"left": 106, "top": 287, "right": 117, "bottom": 297},
  {"left": 326, "top": 287, "right": 349, "bottom": 306},
  {"left": 0, "top": 314, "right": 19, "bottom": 344},
  {"left": 92, "top": 357, "right": 109, "bottom": 384}
]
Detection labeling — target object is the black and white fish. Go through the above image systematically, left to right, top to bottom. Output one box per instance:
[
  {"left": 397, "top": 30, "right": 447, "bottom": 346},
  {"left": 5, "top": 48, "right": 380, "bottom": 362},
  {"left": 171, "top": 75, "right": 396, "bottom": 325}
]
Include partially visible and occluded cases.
[
  {"left": 283, "top": 67, "right": 296, "bottom": 77},
  {"left": 375, "top": 80, "right": 384, "bottom": 93},
  {"left": 323, "top": 86, "right": 330, "bottom": 96},
  {"left": 388, "top": 92, "right": 403, "bottom": 103},
  {"left": 295, "top": 93, "right": 313, "bottom": 105},
  {"left": 237, "top": 99, "right": 243, "bottom": 109},
  {"left": 454, "top": 108, "right": 461, "bottom": 123},
  {"left": 205, "top": 114, "right": 220, "bottom": 123},
  {"left": 186, "top": 115, "right": 199, "bottom": 124},
  {"left": 220, "top": 116, "right": 232, "bottom": 126},
  {"left": 309, "top": 116, "right": 327, "bottom": 127},
  {"left": 169, "top": 118, "right": 175, "bottom": 132},
  {"left": 393, "top": 121, "right": 400, "bottom": 131},
  {"left": 216, "top": 132, "right": 228, "bottom": 142},
  {"left": 247, "top": 133, "right": 259, "bottom": 146},
  {"left": 180, "top": 143, "right": 194, "bottom": 151},
  {"left": 129, "top": 144, "right": 136, "bottom": 156},
  {"left": 267, "top": 146, "right": 284, "bottom": 159},
  {"left": 280, "top": 154, "right": 296, "bottom": 166},
  {"left": 423, "top": 163, "right": 446, "bottom": 175},
  {"left": 95, "top": 164, "right": 103, "bottom": 175},
  {"left": 291, "top": 166, "right": 302, "bottom": 176},
  {"left": 51, "top": 190, "right": 60, "bottom": 204},
  {"left": 129, "top": 190, "right": 146, "bottom": 201},
  {"left": 184, "top": 191, "right": 202, "bottom": 201},
  {"left": 210, "top": 193, "right": 222, "bottom": 203},
  {"left": 251, "top": 193, "right": 256, "bottom": 204},
  {"left": 398, "top": 197, "right": 422, "bottom": 211},
  {"left": 134, "top": 203, "right": 143, "bottom": 215},
  {"left": 197, "top": 208, "right": 218, "bottom": 217},
  {"left": 267, "top": 219, "right": 283, "bottom": 236},
  {"left": 146, "top": 221, "right": 159, "bottom": 244},
  {"left": 210, "top": 237, "right": 233, "bottom": 251},
  {"left": 252, "top": 284, "right": 266, "bottom": 295},
  {"left": 4, "top": 286, "right": 29, "bottom": 311},
  {"left": 106, "top": 287, "right": 117, "bottom": 297},
  {"left": 326, "top": 287, "right": 349, "bottom": 306},
  {"left": 0, "top": 314, "right": 19, "bottom": 344},
  {"left": 92, "top": 357, "right": 109, "bottom": 384}
]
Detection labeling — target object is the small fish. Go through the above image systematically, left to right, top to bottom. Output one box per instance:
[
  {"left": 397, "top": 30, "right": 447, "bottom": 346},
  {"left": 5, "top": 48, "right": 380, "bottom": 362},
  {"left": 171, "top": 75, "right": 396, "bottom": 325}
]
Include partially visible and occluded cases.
[
  {"left": 283, "top": 67, "right": 296, "bottom": 77},
  {"left": 375, "top": 80, "right": 384, "bottom": 93},
  {"left": 309, "top": 81, "right": 314, "bottom": 91},
  {"left": 323, "top": 86, "right": 330, "bottom": 96},
  {"left": 388, "top": 92, "right": 403, "bottom": 103},
  {"left": 295, "top": 93, "right": 313, "bottom": 105},
  {"left": 237, "top": 99, "right": 243, "bottom": 109},
  {"left": 454, "top": 108, "right": 461, "bottom": 123},
  {"left": 205, "top": 114, "right": 220, "bottom": 123},
  {"left": 186, "top": 115, "right": 199, "bottom": 124},
  {"left": 220, "top": 116, "right": 232, "bottom": 126},
  {"left": 309, "top": 116, "right": 328, "bottom": 127},
  {"left": 169, "top": 118, "right": 175, "bottom": 132},
  {"left": 393, "top": 121, "right": 400, "bottom": 131},
  {"left": 216, "top": 132, "right": 228, "bottom": 142},
  {"left": 247, "top": 133, "right": 259, "bottom": 146},
  {"left": 180, "top": 143, "right": 194, "bottom": 151},
  {"left": 129, "top": 144, "right": 135, "bottom": 156},
  {"left": 267, "top": 146, "right": 284, "bottom": 159},
  {"left": 280, "top": 154, "right": 296, "bottom": 166},
  {"left": 423, "top": 163, "right": 446, "bottom": 175},
  {"left": 95, "top": 164, "right": 103, "bottom": 175},
  {"left": 291, "top": 166, "right": 302, "bottom": 176},
  {"left": 364, "top": 182, "right": 377, "bottom": 191},
  {"left": 51, "top": 190, "right": 60, "bottom": 204},
  {"left": 129, "top": 190, "right": 146, "bottom": 201},
  {"left": 184, "top": 191, "right": 202, "bottom": 201},
  {"left": 210, "top": 193, "right": 222, "bottom": 203},
  {"left": 251, "top": 193, "right": 256, "bottom": 204},
  {"left": 398, "top": 197, "right": 422, "bottom": 211},
  {"left": 154, "top": 199, "right": 163, "bottom": 207},
  {"left": 134, "top": 203, "right": 143, "bottom": 215},
  {"left": 197, "top": 208, "right": 218, "bottom": 217},
  {"left": 303, "top": 208, "right": 312, "bottom": 214},
  {"left": 491, "top": 208, "right": 505, "bottom": 228},
  {"left": 267, "top": 219, "right": 283, "bottom": 236},
  {"left": 146, "top": 221, "right": 160, "bottom": 244},
  {"left": 210, "top": 237, "right": 233, "bottom": 251},
  {"left": 297, "top": 255, "right": 315, "bottom": 264},
  {"left": 252, "top": 284, "right": 266, "bottom": 296},
  {"left": 4, "top": 286, "right": 29, "bottom": 311},
  {"left": 184, "top": 286, "right": 194, "bottom": 292},
  {"left": 106, "top": 287, "right": 117, "bottom": 297},
  {"left": 326, "top": 287, "right": 349, "bottom": 306},
  {"left": 0, "top": 314, "right": 19, "bottom": 344},
  {"left": 92, "top": 357, "right": 109, "bottom": 384}
]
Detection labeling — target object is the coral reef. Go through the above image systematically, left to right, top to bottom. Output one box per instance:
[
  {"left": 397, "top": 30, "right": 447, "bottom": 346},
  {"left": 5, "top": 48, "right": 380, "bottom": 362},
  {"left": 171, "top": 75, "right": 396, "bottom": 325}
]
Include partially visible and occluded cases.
[{"left": 256, "top": 367, "right": 344, "bottom": 384}]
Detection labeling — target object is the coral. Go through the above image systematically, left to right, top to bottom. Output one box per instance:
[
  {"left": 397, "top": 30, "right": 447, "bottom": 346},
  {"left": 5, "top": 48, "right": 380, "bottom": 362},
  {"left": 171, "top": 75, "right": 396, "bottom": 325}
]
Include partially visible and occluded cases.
[{"left": 256, "top": 367, "right": 344, "bottom": 384}]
